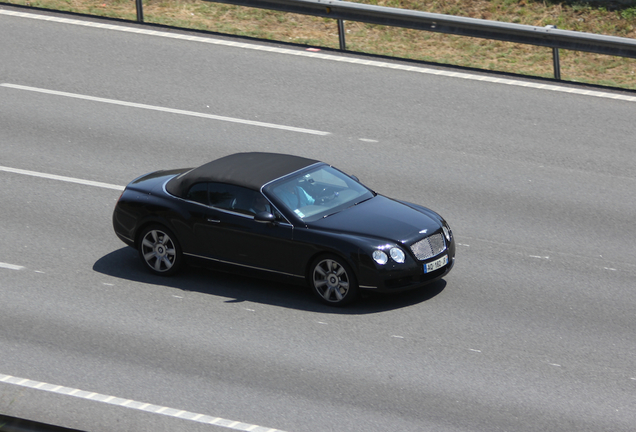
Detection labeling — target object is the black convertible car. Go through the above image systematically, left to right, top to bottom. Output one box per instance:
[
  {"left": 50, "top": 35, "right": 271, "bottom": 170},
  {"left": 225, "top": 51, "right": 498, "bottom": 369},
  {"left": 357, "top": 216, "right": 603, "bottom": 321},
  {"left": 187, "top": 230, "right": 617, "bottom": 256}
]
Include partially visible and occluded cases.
[{"left": 113, "top": 152, "right": 455, "bottom": 305}]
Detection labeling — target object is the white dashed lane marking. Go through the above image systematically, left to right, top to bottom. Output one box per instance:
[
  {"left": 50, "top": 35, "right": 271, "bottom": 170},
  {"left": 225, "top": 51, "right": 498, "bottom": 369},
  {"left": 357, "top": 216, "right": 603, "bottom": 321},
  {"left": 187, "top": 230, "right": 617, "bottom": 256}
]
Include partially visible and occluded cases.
[
  {"left": 0, "top": 83, "right": 331, "bottom": 136},
  {"left": 0, "top": 165, "right": 124, "bottom": 191},
  {"left": 0, "top": 262, "right": 25, "bottom": 270},
  {"left": 0, "top": 373, "right": 287, "bottom": 432}
]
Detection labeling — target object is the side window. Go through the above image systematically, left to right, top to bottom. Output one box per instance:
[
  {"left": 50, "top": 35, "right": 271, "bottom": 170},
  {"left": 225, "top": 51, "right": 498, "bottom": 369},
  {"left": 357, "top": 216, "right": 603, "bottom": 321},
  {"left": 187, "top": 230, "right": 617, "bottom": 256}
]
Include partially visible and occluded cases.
[
  {"left": 187, "top": 182, "right": 277, "bottom": 218},
  {"left": 186, "top": 183, "right": 209, "bottom": 205},
  {"left": 208, "top": 183, "right": 268, "bottom": 216},
  {"left": 208, "top": 183, "right": 236, "bottom": 210},
  {"left": 241, "top": 190, "right": 272, "bottom": 216}
]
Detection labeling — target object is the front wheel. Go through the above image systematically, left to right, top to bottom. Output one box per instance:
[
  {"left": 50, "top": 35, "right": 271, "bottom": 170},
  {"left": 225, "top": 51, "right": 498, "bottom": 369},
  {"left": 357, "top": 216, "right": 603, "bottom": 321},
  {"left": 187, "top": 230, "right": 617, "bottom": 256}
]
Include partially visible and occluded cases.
[
  {"left": 138, "top": 225, "right": 182, "bottom": 276},
  {"left": 309, "top": 255, "right": 358, "bottom": 306}
]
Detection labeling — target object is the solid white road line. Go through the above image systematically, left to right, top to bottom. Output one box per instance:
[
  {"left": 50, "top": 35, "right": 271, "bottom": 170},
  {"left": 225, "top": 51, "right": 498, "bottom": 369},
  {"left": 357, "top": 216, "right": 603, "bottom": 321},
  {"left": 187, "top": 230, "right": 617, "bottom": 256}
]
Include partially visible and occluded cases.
[
  {"left": 1, "top": 9, "right": 635, "bottom": 103},
  {"left": 0, "top": 83, "right": 331, "bottom": 136},
  {"left": 0, "top": 165, "right": 124, "bottom": 191},
  {"left": 0, "top": 373, "right": 288, "bottom": 432}
]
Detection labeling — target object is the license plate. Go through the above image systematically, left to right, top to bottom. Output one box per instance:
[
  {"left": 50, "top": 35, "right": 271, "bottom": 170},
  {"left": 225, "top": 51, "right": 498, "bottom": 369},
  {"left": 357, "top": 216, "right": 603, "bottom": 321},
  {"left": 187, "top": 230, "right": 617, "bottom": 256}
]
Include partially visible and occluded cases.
[{"left": 424, "top": 255, "right": 448, "bottom": 273}]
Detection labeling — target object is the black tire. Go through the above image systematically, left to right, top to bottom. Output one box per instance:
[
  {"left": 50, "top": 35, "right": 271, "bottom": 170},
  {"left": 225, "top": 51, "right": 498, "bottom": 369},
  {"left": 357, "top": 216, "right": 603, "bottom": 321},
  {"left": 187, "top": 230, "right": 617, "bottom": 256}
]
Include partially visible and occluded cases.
[
  {"left": 138, "top": 225, "right": 182, "bottom": 276},
  {"left": 309, "top": 255, "right": 359, "bottom": 306}
]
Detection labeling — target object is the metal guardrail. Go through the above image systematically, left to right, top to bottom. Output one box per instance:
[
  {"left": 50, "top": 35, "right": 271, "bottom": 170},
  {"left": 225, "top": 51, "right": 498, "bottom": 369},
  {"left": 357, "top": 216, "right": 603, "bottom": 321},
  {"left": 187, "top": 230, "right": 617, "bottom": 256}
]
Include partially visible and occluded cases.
[{"left": 135, "top": 0, "right": 636, "bottom": 80}]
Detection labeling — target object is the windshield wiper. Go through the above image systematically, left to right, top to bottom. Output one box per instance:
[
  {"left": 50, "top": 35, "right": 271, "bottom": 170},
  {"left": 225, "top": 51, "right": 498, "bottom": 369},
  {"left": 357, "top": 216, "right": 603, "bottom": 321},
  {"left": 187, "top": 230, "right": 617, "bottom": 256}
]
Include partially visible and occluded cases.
[
  {"left": 322, "top": 196, "right": 373, "bottom": 219},
  {"left": 353, "top": 196, "right": 373, "bottom": 206},
  {"left": 322, "top": 210, "right": 340, "bottom": 219}
]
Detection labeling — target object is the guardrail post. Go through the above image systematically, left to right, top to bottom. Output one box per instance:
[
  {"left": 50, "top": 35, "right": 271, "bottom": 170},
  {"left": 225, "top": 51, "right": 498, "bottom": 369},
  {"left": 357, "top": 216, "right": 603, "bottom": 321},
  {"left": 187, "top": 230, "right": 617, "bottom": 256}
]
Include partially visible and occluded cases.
[
  {"left": 136, "top": 0, "right": 144, "bottom": 23},
  {"left": 337, "top": 0, "right": 346, "bottom": 50},
  {"left": 337, "top": 18, "right": 346, "bottom": 50},
  {"left": 546, "top": 25, "right": 561, "bottom": 80},
  {"left": 552, "top": 45, "right": 561, "bottom": 80}
]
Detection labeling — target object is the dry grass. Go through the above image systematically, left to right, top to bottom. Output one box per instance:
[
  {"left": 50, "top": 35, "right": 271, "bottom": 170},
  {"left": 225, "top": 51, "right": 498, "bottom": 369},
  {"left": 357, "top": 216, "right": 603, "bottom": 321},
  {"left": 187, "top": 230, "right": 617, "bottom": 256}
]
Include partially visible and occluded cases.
[{"left": 8, "top": 0, "right": 636, "bottom": 88}]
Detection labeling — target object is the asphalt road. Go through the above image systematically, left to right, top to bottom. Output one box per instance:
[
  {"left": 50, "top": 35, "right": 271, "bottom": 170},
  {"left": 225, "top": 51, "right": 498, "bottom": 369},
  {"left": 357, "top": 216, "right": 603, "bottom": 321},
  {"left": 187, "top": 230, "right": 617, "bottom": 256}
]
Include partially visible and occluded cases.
[{"left": 1, "top": 6, "right": 635, "bottom": 432}]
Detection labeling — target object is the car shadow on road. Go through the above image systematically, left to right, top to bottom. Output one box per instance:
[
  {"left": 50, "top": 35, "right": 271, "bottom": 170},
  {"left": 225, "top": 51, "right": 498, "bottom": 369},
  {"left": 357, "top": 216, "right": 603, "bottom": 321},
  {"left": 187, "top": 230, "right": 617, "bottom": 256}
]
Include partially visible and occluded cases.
[{"left": 93, "top": 247, "right": 446, "bottom": 314}]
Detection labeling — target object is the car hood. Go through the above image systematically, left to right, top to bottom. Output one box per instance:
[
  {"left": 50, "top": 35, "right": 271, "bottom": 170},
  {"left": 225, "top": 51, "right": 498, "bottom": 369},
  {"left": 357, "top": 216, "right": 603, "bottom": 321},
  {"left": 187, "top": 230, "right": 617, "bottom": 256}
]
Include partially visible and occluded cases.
[{"left": 309, "top": 195, "right": 442, "bottom": 245}]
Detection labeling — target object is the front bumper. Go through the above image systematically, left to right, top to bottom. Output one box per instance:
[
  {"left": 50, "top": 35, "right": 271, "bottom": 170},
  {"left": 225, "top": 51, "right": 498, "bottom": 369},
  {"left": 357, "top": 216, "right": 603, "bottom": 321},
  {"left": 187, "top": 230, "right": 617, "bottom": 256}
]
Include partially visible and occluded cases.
[{"left": 358, "top": 238, "right": 456, "bottom": 293}]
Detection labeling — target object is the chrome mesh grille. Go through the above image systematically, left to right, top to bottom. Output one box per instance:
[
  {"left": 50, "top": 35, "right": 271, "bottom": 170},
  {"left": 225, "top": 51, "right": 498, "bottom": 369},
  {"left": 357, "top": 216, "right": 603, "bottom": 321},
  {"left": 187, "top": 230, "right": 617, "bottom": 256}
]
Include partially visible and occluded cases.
[{"left": 410, "top": 233, "right": 446, "bottom": 261}]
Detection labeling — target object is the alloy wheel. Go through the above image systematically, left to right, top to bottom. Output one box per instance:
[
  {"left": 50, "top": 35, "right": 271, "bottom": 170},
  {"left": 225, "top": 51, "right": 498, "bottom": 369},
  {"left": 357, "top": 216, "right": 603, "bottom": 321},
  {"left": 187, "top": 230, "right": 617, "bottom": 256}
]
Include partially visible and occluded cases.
[
  {"left": 139, "top": 227, "right": 180, "bottom": 275},
  {"left": 311, "top": 257, "right": 357, "bottom": 305}
]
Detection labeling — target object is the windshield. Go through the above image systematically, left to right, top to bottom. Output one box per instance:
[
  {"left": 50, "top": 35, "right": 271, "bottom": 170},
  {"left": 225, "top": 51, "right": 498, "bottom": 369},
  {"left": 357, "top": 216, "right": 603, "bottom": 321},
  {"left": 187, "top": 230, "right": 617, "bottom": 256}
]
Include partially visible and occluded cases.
[{"left": 264, "top": 164, "right": 374, "bottom": 222}]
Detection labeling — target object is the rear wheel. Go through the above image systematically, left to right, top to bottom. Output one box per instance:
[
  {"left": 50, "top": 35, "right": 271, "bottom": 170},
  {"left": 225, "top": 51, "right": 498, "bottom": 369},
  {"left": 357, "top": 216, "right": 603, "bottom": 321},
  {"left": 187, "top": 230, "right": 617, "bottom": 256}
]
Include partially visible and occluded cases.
[
  {"left": 138, "top": 225, "right": 182, "bottom": 276},
  {"left": 309, "top": 255, "right": 358, "bottom": 306}
]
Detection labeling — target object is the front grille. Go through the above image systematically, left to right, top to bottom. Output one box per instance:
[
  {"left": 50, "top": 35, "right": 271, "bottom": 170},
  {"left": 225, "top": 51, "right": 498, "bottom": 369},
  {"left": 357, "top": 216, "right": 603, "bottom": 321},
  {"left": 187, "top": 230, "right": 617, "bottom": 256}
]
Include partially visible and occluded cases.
[{"left": 410, "top": 233, "right": 446, "bottom": 261}]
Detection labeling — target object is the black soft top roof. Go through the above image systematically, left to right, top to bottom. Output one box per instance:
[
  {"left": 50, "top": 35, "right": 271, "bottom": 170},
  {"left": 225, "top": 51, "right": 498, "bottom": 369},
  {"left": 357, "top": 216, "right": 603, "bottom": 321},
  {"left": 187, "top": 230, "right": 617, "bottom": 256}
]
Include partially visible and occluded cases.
[{"left": 165, "top": 152, "right": 320, "bottom": 197}]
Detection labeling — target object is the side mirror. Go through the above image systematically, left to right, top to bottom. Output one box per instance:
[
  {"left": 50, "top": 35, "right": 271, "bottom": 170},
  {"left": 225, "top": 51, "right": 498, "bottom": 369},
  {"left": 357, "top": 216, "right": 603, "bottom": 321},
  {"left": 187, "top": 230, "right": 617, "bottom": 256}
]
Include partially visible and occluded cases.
[
  {"left": 350, "top": 174, "right": 360, "bottom": 182},
  {"left": 254, "top": 211, "right": 276, "bottom": 223}
]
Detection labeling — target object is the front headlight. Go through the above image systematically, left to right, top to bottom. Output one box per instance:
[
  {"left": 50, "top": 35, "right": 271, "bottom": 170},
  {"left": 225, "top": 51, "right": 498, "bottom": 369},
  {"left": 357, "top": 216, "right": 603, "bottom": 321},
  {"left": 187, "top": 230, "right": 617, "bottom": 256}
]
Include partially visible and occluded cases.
[
  {"left": 442, "top": 223, "right": 452, "bottom": 242},
  {"left": 389, "top": 247, "right": 405, "bottom": 263},
  {"left": 372, "top": 250, "right": 388, "bottom": 265}
]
